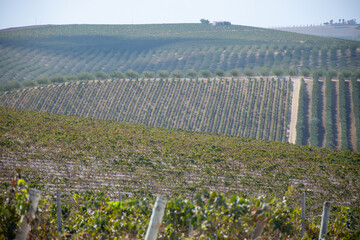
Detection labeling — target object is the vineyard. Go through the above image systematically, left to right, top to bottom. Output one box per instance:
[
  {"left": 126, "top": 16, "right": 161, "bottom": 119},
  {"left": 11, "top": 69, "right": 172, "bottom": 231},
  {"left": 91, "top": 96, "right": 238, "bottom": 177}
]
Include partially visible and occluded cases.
[
  {"left": 1, "top": 23, "right": 360, "bottom": 238},
  {"left": 0, "top": 24, "right": 359, "bottom": 84},
  {"left": 1, "top": 74, "right": 360, "bottom": 150},
  {"left": 295, "top": 76, "right": 360, "bottom": 151},
  {"left": 0, "top": 77, "right": 292, "bottom": 143},
  {"left": 0, "top": 107, "right": 359, "bottom": 238},
  {"left": 1, "top": 179, "right": 358, "bottom": 239}
]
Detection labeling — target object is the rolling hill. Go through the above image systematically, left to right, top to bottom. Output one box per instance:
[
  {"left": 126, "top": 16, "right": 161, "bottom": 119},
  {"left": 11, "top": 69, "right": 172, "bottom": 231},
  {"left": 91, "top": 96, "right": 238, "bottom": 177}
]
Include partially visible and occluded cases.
[
  {"left": 0, "top": 24, "right": 359, "bottom": 84},
  {"left": 1, "top": 24, "right": 360, "bottom": 238},
  {"left": 275, "top": 24, "right": 360, "bottom": 41},
  {"left": 1, "top": 75, "right": 359, "bottom": 151},
  {"left": 1, "top": 107, "right": 359, "bottom": 219}
]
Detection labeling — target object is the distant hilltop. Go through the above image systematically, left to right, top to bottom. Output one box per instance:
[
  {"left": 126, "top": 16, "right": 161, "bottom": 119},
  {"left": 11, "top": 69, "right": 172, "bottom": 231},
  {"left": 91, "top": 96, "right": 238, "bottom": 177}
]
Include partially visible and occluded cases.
[
  {"left": 323, "top": 18, "right": 357, "bottom": 26},
  {"left": 200, "top": 19, "right": 231, "bottom": 26},
  {"left": 274, "top": 20, "right": 360, "bottom": 41}
]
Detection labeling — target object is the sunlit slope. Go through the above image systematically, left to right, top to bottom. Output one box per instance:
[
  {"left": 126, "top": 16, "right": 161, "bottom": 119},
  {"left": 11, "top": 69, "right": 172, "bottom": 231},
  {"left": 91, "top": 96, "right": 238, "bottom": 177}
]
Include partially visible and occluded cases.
[
  {"left": 0, "top": 23, "right": 359, "bottom": 84},
  {"left": 0, "top": 77, "right": 292, "bottom": 142},
  {"left": 1, "top": 107, "right": 359, "bottom": 217}
]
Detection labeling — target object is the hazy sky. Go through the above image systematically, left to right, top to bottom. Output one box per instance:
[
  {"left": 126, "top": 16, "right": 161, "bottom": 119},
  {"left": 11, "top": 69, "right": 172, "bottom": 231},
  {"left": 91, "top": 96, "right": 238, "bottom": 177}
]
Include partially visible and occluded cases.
[{"left": 0, "top": 0, "right": 359, "bottom": 30}]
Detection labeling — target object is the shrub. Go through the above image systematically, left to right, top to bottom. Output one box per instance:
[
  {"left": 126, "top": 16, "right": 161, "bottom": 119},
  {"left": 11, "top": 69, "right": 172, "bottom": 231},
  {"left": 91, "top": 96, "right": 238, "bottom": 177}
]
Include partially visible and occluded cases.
[
  {"left": 260, "top": 67, "right": 269, "bottom": 76},
  {"left": 272, "top": 67, "right": 284, "bottom": 77},
  {"left": 243, "top": 68, "right": 254, "bottom": 77},
  {"left": 287, "top": 68, "right": 297, "bottom": 76},
  {"left": 300, "top": 68, "right": 310, "bottom": 77},
  {"left": 200, "top": 69, "right": 212, "bottom": 78},
  {"left": 214, "top": 69, "right": 225, "bottom": 77},
  {"left": 229, "top": 69, "right": 240, "bottom": 77},
  {"left": 312, "top": 69, "right": 323, "bottom": 79},
  {"left": 326, "top": 69, "right": 337, "bottom": 79},
  {"left": 125, "top": 70, "right": 140, "bottom": 79},
  {"left": 157, "top": 70, "right": 169, "bottom": 78},
  {"left": 171, "top": 70, "right": 184, "bottom": 79},
  {"left": 186, "top": 70, "right": 197, "bottom": 78},
  {"left": 341, "top": 70, "right": 352, "bottom": 79},
  {"left": 94, "top": 71, "right": 109, "bottom": 80},
  {"left": 110, "top": 71, "right": 124, "bottom": 79},
  {"left": 142, "top": 71, "right": 154, "bottom": 78},
  {"left": 78, "top": 72, "right": 95, "bottom": 81},
  {"left": 50, "top": 74, "right": 65, "bottom": 83},
  {"left": 65, "top": 74, "right": 78, "bottom": 81},
  {"left": 36, "top": 76, "right": 50, "bottom": 85},
  {"left": 22, "top": 80, "right": 37, "bottom": 87},
  {"left": 0, "top": 81, "right": 22, "bottom": 91}
]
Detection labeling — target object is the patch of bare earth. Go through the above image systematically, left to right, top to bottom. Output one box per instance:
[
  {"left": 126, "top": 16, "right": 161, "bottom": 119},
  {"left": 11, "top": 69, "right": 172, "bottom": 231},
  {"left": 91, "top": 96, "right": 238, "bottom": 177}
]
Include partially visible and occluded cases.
[{"left": 288, "top": 78, "right": 300, "bottom": 144}]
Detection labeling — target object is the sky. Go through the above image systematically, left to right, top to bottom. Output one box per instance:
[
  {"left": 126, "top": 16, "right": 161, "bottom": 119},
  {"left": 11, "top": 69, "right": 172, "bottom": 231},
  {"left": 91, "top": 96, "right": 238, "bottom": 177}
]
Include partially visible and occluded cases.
[{"left": 0, "top": 0, "right": 359, "bottom": 30}]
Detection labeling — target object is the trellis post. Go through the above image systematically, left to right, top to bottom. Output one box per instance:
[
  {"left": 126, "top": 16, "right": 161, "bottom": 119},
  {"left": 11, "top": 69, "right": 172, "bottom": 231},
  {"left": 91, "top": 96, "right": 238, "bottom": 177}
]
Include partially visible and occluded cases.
[
  {"left": 15, "top": 189, "right": 41, "bottom": 240},
  {"left": 57, "top": 190, "right": 62, "bottom": 234},
  {"left": 301, "top": 192, "right": 306, "bottom": 238},
  {"left": 145, "top": 196, "right": 167, "bottom": 240},
  {"left": 189, "top": 197, "right": 194, "bottom": 238},
  {"left": 319, "top": 201, "right": 331, "bottom": 240}
]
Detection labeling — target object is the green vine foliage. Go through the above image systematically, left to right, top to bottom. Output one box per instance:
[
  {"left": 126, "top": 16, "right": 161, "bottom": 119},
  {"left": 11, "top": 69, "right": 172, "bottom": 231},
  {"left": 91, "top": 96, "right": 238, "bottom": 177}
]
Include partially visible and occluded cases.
[
  {"left": 0, "top": 178, "right": 30, "bottom": 239},
  {"left": 1, "top": 181, "right": 359, "bottom": 239}
]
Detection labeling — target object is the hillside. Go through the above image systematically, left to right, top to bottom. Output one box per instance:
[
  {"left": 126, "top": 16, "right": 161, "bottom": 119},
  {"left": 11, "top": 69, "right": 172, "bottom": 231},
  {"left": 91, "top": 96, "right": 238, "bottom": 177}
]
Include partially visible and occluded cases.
[
  {"left": 0, "top": 24, "right": 359, "bottom": 84},
  {"left": 275, "top": 24, "right": 360, "bottom": 41},
  {"left": 1, "top": 76, "right": 359, "bottom": 151},
  {"left": 294, "top": 76, "right": 360, "bottom": 151},
  {"left": 0, "top": 77, "right": 291, "bottom": 141},
  {"left": 1, "top": 107, "right": 359, "bottom": 218}
]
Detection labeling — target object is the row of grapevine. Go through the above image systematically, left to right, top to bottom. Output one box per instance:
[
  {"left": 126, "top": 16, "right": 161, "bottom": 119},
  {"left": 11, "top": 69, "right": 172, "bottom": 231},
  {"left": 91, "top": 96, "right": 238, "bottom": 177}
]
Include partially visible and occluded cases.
[
  {"left": 324, "top": 75, "right": 335, "bottom": 148},
  {"left": 338, "top": 75, "right": 349, "bottom": 150},
  {"left": 350, "top": 75, "right": 360, "bottom": 151},
  {"left": 295, "top": 76, "right": 358, "bottom": 150},
  {"left": 310, "top": 76, "right": 320, "bottom": 147},
  {"left": 0, "top": 78, "right": 291, "bottom": 142},
  {"left": 282, "top": 79, "right": 292, "bottom": 142},
  {"left": 295, "top": 79, "right": 306, "bottom": 145}
]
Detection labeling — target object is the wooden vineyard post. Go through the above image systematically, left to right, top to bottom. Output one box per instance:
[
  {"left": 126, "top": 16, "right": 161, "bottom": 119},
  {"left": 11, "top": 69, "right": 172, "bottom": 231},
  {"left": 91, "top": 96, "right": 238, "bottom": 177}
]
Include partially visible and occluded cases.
[
  {"left": 15, "top": 189, "right": 41, "bottom": 240},
  {"left": 57, "top": 190, "right": 62, "bottom": 234},
  {"left": 301, "top": 192, "right": 306, "bottom": 238},
  {"left": 119, "top": 193, "right": 122, "bottom": 202},
  {"left": 145, "top": 196, "right": 167, "bottom": 240},
  {"left": 189, "top": 197, "right": 194, "bottom": 238},
  {"left": 319, "top": 202, "right": 331, "bottom": 240},
  {"left": 251, "top": 205, "right": 270, "bottom": 240}
]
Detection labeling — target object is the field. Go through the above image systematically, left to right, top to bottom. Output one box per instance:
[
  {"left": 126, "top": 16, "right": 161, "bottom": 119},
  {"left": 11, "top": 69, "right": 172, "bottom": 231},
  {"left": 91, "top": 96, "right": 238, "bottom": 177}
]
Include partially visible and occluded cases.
[
  {"left": 1, "top": 23, "right": 360, "bottom": 238},
  {"left": 0, "top": 24, "right": 359, "bottom": 85},
  {"left": 275, "top": 24, "right": 360, "bottom": 41},
  {"left": 1, "top": 75, "right": 359, "bottom": 151},
  {"left": 294, "top": 76, "right": 360, "bottom": 151},
  {"left": 0, "top": 77, "right": 291, "bottom": 141},
  {"left": 1, "top": 107, "right": 359, "bottom": 217}
]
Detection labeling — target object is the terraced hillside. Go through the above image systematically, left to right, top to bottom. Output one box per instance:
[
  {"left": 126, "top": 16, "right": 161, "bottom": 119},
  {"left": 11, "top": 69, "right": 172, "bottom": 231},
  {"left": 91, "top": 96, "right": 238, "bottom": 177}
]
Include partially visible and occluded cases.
[
  {"left": 0, "top": 24, "right": 359, "bottom": 84},
  {"left": 0, "top": 77, "right": 292, "bottom": 142},
  {"left": 1, "top": 107, "right": 359, "bottom": 218}
]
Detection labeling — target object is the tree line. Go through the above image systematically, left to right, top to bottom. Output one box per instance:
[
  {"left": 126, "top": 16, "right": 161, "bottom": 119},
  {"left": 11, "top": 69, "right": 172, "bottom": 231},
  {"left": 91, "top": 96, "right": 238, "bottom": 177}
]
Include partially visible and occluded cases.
[{"left": 2, "top": 68, "right": 359, "bottom": 92}]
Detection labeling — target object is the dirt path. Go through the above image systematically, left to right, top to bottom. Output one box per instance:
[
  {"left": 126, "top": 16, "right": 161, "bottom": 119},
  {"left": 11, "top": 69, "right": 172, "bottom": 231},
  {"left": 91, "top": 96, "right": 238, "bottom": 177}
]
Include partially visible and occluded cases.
[{"left": 288, "top": 78, "right": 301, "bottom": 144}]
